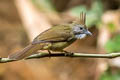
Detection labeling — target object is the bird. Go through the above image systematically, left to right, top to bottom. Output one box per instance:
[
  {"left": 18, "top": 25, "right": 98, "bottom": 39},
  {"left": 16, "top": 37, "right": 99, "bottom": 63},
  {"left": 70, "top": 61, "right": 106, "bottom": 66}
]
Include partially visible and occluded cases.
[{"left": 8, "top": 12, "right": 92, "bottom": 60}]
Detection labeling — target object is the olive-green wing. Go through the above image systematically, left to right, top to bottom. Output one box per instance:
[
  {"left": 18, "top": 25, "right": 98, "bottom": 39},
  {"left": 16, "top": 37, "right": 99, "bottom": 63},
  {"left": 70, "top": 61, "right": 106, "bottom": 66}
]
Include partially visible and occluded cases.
[{"left": 32, "top": 25, "right": 72, "bottom": 44}]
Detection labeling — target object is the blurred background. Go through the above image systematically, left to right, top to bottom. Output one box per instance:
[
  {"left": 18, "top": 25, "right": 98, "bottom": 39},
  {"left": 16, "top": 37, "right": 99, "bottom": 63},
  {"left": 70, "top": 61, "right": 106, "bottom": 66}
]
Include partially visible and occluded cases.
[{"left": 0, "top": 0, "right": 120, "bottom": 80}]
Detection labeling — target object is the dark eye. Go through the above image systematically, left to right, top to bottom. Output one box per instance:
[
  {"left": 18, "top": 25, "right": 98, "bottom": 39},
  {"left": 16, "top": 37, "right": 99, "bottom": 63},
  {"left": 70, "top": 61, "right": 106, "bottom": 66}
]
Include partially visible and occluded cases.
[{"left": 80, "top": 27, "right": 83, "bottom": 30}]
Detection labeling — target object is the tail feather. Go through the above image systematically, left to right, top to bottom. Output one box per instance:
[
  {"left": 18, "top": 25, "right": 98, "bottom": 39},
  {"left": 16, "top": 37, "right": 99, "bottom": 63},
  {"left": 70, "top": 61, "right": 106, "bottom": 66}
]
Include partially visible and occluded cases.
[{"left": 8, "top": 44, "right": 41, "bottom": 60}]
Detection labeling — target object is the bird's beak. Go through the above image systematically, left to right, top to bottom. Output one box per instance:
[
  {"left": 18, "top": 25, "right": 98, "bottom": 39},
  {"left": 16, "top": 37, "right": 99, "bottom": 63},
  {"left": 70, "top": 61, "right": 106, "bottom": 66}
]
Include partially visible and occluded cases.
[{"left": 85, "top": 30, "right": 92, "bottom": 36}]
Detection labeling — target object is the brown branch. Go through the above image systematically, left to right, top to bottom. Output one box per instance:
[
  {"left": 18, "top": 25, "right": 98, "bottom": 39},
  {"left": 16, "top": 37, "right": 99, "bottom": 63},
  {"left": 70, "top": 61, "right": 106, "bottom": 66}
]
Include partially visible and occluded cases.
[{"left": 0, "top": 52, "right": 120, "bottom": 63}]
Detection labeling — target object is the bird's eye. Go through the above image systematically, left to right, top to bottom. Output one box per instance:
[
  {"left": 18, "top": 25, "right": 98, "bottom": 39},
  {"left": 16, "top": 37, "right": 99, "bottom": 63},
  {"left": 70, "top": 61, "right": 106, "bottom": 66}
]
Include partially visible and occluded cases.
[{"left": 80, "top": 27, "right": 83, "bottom": 30}]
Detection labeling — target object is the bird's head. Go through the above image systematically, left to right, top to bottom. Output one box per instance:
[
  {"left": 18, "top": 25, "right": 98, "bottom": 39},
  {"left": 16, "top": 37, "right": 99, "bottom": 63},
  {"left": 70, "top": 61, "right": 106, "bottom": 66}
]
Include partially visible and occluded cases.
[{"left": 72, "top": 12, "right": 92, "bottom": 39}]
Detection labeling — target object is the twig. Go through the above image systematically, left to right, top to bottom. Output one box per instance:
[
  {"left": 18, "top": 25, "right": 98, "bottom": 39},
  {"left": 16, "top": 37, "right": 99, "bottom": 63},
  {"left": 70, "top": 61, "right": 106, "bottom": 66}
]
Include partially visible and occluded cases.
[{"left": 0, "top": 52, "right": 120, "bottom": 63}]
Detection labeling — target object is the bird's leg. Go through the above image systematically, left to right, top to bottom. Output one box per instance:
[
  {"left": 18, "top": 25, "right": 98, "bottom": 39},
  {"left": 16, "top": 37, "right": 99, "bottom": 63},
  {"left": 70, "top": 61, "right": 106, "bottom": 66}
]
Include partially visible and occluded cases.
[
  {"left": 48, "top": 50, "right": 52, "bottom": 58},
  {"left": 62, "top": 50, "right": 73, "bottom": 56}
]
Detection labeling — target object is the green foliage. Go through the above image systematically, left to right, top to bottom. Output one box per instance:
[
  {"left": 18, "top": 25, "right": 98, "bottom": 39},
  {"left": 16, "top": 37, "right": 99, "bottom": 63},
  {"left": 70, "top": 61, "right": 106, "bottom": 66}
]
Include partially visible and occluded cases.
[
  {"left": 31, "top": 0, "right": 56, "bottom": 12},
  {"left": 69, "top": 0, "right": 103, "bottom": 27},
  {"left": 70, "top": 6, "right": 87, "bottom": 16},
  {"left": 107, "top": 22, "right": 116, "bottom": 32},
  {"left": 105, "top": 35, "right": 120, "bottom": 53},
  {"left": 100, "top": 68, "right": 120, "bottom": 80}
]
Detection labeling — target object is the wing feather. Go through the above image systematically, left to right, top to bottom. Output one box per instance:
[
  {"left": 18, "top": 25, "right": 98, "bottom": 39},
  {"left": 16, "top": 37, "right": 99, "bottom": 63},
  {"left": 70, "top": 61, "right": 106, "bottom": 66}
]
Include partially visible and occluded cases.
[{"left": 32, "top": 25, "right": 72, "bottom": 44}]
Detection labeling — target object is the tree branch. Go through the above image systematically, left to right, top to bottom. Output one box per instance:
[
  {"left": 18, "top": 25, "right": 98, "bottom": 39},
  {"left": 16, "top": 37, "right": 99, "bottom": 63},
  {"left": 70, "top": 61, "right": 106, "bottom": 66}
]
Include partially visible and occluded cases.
[{"left": 1, "top": 52, "right": 120, "bottom": 63}]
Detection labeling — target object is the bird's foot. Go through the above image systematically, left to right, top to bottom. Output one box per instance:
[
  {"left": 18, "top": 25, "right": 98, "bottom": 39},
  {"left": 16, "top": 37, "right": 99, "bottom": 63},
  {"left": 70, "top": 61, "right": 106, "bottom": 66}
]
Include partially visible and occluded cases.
[
  {"left": 48, "top": 50, "right": 52, "bottom": 58},
  {"left": 62, "top": 50, "right": 73, "bottom": 56}
]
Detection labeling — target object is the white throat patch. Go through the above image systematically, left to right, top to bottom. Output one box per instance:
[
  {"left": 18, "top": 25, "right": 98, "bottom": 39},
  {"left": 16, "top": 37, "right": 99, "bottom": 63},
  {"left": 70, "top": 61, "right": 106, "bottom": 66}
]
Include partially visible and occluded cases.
[{"left": 75, "top": 34, "right": 86, "bottom": 39}]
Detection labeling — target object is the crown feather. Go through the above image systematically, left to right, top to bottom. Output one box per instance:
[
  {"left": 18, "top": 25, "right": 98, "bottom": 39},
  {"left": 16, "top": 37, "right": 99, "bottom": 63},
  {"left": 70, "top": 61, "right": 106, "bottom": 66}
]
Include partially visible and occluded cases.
[{"left": 79, "top": 12, "right": 86, "bottom": 25}]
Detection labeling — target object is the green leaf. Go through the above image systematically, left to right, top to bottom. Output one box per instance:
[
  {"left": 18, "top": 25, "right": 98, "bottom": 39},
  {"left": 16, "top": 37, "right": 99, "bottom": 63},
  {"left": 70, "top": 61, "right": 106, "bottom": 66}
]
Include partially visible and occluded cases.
[
  {"left": 31, "top": 0, "right": 56, "bottom": 12},
  {"left": 69, "top": 0, "right": 103, "bottom": 27},
  {"left": 69, "top": 6, "right": 87, "bottom": 17},
  {"left": 107, "top": 22, "right": 116, "bottom": 32},
  {"left": 105, "top": 35, "right": 120, "bottom": 53},
  {"left": 100, "top": 68, "right": 120, "bottom": 80}
]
